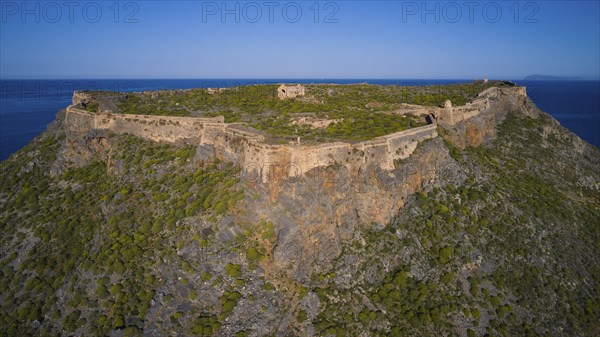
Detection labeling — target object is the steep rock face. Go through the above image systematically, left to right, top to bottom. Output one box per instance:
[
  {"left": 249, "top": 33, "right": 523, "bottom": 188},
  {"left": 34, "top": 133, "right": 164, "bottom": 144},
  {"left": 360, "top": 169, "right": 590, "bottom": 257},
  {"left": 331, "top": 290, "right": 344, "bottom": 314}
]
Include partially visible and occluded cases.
[
  {"left": 443, "top": 110, "right": 498, "bottom": 148},
  {"left": 236, "top": 138, "right": 464, "bottom": 282}
]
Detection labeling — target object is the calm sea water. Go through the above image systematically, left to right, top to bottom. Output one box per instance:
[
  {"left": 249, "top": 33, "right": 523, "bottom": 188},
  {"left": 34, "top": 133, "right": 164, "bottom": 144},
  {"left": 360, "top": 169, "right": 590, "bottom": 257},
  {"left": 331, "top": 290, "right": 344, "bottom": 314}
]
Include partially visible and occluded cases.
[{"left": 1, "top": 79, "right": 598, "bottom": 161}]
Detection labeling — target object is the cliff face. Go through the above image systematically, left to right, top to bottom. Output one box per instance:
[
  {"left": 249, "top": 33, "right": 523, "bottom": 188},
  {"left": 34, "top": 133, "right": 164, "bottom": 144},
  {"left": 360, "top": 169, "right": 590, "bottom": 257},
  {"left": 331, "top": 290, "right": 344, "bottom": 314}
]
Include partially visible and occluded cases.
[
  {"left": 57, "top": 86, "right": 533, "bottom": 280},
  {"left": 250, "top": 137, "right": 464, "bottom": 281}
]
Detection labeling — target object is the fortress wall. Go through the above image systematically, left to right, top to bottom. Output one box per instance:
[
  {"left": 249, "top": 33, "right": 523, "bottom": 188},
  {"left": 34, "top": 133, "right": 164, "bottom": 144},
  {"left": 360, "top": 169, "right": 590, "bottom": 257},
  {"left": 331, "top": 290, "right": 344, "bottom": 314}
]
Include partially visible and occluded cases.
[
  {"left": 67, "top": 86, "right": 534, "bottom": 182},
  {"left": 438, "top": 87, "right": 528, "bottom": 126},
  {"left": 437, "top": 97, "right": 490, "bottom": 126},
  {"left": 450, "top": 99, "right": 491, "bottom": 123},
  {"left": 65, "top": 104, "right": 441, "bottom": 182},
  {"left": 66, "top": 106, "right": 226, "bottom": 142},
  {"left": 67, "top": 106, "right": 224, "bottom": 126},
  {"left": 64, "top": 107, "right": 96, "bottom": 130},
  {"left": 111, "top": 113, "right": 224, "bottom": 125},
  {"left": 99, "top": 115, "right": 205, "bottom": 143},
  {"left": 360, "top": 123, "right": 438, "bottom": 170},
  {"left": 369, "top": 123, "right": 438, "bottom": 143},
  {"left": 384, "top": 123, "right": 438, "bottom": 159},
  {"left": 202, "top": 124, "right": 262, "bottom": 165},
  {"left": 224, "top": 124, "right": 266, "bottom": 142},
  {"left": 227, "top": 124, "right": 439, "bottom": 182},
  {"left": 209, "top": 136, "right": 353, "bottom": 182},
  {"left": 289, "top": 143, "right": 353, "bottom": 177}
]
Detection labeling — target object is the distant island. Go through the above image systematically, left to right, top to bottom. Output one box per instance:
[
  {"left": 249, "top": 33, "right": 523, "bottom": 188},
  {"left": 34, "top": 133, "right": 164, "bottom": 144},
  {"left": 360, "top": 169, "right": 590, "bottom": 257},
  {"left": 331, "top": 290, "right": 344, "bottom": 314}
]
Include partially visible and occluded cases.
[{"left": 524, "top": 74, "right": 582, "bottom": 81}]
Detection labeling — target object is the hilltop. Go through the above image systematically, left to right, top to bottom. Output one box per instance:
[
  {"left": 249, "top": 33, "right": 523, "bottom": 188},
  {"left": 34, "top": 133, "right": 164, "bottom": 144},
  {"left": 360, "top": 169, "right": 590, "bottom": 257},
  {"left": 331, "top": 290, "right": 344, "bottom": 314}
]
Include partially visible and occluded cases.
[
  {"left": 81, "top": 81, "right": 507, "bottom": 142},
  {"left": 0, "top": 82, "right": 598, "bottom": 336}
]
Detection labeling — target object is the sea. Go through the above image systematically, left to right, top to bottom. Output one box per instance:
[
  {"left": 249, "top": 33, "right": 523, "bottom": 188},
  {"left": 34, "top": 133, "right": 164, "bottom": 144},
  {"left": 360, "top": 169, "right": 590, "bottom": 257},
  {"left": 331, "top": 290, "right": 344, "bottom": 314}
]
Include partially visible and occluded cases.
[{"left": 1, "top": 79, "right": 599, "bottom": 161}]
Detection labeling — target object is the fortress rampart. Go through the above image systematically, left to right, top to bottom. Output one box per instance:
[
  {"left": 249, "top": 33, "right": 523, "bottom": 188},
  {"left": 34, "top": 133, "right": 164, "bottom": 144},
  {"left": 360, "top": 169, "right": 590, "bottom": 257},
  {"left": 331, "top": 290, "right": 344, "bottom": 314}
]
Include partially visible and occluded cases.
[
  {"left": 65, "top": 86, "right": 527, "bottom": 182},
  {"left": 391, "top": 86, "right": 527, "bottom": 126},
  {"left": 65, "top": 107, "right": 225, "bottom": 143}
]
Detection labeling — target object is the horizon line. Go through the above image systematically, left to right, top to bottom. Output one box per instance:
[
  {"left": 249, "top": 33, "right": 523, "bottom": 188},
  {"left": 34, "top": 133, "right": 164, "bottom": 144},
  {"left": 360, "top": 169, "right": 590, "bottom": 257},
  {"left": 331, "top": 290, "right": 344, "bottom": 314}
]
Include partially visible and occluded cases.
[{"left": 1, "top": 77, "right": 599, "bottom": 81}]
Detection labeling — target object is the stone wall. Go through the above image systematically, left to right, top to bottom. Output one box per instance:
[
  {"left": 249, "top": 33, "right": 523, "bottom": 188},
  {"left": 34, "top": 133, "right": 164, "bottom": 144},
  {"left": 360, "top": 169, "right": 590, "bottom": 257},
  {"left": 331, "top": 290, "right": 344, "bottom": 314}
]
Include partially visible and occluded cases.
[
  {"left": 277, "top": 84, "right": 305, "bottom": 99},
  {"left": 64, "top": 86, "right": 527, "bottom": 182},
  {"left": 436, "top": 86, "right": 527, "bottom": 126},
  {"left": 438, "top": 87, "right": 533, "bottom": 148},
  {"left": 65, "top": 104, "right": 439, "bottom": 183},
  {"left": 65, "top": 107, "right": 224, "bottom": 143},
  {"left": 291, "top": 116, "right": 342, "bottom": 129},
  {"left": 243, "top": 123, "right": 438, "bottom": 180}
]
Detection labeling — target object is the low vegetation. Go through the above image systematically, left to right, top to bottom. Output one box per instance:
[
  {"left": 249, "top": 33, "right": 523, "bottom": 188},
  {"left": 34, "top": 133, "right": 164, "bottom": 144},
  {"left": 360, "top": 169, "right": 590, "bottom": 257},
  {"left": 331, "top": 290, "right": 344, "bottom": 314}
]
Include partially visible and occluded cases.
[
  {"left": 115, "top": 81, "right": 500, "bottom": 141},
  {"left": 297, "top": 111, "right": 599, "bottom": 336},
  {"left": 0, "top": 132, "right": 245, "bottom": 336}
]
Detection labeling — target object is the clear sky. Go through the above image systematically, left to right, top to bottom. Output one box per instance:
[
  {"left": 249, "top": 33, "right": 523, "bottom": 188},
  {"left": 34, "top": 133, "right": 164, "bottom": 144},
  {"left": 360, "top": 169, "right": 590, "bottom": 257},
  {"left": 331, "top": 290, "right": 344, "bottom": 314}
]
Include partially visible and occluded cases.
[{"left": 1, "top": 0, "right": 599, "bottom": 79}]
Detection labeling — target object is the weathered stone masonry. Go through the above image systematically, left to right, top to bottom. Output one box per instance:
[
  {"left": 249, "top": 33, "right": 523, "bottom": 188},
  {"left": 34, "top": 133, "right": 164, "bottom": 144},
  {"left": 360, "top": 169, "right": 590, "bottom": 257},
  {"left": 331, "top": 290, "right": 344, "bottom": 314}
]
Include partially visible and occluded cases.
[{"left": 65, "top": 86, "right": 528, "bottom": 182}]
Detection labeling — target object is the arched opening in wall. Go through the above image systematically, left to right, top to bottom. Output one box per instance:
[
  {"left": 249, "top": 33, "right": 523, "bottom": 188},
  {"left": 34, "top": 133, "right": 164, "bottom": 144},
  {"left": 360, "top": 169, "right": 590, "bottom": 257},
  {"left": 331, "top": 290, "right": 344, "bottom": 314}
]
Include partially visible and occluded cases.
[{"left": 426, "top": 114, "right": 435, "bottom": 125}]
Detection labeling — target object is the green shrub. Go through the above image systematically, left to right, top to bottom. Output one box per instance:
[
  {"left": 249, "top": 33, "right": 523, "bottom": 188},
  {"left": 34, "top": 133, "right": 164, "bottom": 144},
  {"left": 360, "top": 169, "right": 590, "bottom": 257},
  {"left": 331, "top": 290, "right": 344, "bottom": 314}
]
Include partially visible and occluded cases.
[
  {"left": 246, "top": 247, "right": 262, "bottom": 262},
  {"left": 225, "top": 263, "right": 242, "bottom": 278},
  {"left": 297, "top": 310, "right": 308, "bottom": 323},
  {"left": 192, "top": 315, "right": 221, "bottom": 335}
]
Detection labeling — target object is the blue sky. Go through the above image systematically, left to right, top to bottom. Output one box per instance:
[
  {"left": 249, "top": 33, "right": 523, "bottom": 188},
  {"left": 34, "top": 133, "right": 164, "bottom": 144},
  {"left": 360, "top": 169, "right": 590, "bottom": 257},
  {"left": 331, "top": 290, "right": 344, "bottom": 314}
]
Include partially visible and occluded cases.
[{"left": 1, "top": 0, "right": 599, "bottom": 79}]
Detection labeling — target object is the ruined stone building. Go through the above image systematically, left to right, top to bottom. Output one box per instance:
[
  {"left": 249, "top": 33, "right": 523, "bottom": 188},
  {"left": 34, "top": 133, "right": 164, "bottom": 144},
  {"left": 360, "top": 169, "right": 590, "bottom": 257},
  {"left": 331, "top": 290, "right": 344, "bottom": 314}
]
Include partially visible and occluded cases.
[{"left": 277, "top": 84, "right": 305, "bottom": 100}]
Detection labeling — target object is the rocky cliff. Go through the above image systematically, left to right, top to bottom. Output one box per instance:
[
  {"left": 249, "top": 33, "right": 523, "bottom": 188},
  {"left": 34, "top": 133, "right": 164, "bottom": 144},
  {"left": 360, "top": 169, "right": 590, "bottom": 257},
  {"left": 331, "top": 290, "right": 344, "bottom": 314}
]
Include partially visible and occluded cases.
[
  {"left": 3, "top": 84, "right": 596, "bottom": 337},
  {"left": 59, "top": 86, "right": 532, "bottom": 280}
]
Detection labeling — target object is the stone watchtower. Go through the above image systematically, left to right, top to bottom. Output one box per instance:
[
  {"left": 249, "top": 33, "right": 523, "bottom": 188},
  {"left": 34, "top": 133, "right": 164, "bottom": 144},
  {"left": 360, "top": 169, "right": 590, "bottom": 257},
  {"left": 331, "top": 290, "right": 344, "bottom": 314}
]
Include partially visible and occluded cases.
[{"left": 277, "top": 84, "right": 305, "bottom": 100}]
